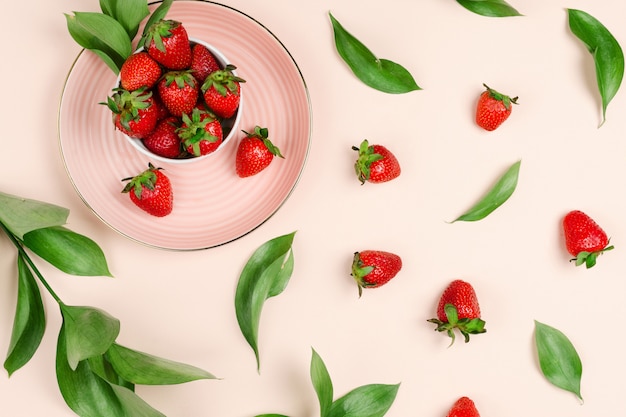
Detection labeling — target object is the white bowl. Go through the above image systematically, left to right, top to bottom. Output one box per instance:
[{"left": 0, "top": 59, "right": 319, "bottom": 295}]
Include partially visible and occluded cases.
[{"left": 121, "top": 38, "right": 242, "bottom": 165}]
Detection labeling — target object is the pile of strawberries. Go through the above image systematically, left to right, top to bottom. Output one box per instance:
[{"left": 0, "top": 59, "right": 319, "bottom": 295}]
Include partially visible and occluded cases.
[{"left": 104, "top": 19, "right": 244, "bottom": 160}]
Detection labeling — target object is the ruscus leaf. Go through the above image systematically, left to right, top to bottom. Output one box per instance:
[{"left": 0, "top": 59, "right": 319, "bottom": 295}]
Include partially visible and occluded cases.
[
  {"left": 100, "top": 0, "right": 149, "bottom": 40},
  {"left": 456, "top": 0, "right": 522, "bottom": 17},
  {"left": 567, "top": 8, "right": 624, "bottom": 127},
  {"left": 329, "top": 12, "right": 420, "bottom": 94},
  {"left": 452, "top": 160, "right": 521, "bottom": 222},
  {"left": 0, "top": 191, "right": 68, "bottom": 239},
  {"left": 23, "top": 226, "right": 112, "bottom": 277},
  {"left": 235, "top": 232, "right": 296, "bottom": 372},
  {"left": 3, "top": 254, "right": 46, "bottom": 376},
  {"left": 60, "top": 304, "right": 120, "bottom": 370},
  {"left": 534, "top": 320, "right": 583, "bottom": 401},
  {"left": 105, "top": 343, "right": 216, "bottom": 385},
  {"left": 311, "top": 348, "right": 333, "bottom": 417},
  {"left": 327, "top": 383, "right": 400, "bottom": 417},
  {"left": 255, "top": 415, "right": 291, "bottom": 417}
]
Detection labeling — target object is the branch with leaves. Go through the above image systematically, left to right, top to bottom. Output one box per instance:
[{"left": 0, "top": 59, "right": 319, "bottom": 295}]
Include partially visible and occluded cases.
[{"left": 1, "top": 191, "right": 215, "bottom": 417}]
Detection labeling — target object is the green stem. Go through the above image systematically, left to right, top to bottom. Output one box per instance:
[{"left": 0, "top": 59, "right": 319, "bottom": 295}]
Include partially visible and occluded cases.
[{"left": 0, "top": 222, "right": 63, "bottom": 304}]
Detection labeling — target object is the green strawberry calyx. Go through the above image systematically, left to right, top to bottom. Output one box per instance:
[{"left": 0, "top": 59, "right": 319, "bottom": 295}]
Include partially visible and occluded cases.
[
  {"left": 141, "top": 19, "right": 179, "bottom": 53},
  {"left": 201, "top": 64, "right": 246, "bottom": 96},
  {"left": 162, "top": 70, "right": 197, "bottom": 89},
  {"left": 483, "top": 83, "right": 518, "bottom": 110},
  {"left": 103, "top": 87, "right": 153, "bottom": 130},
  {"left": 177, "top": 108, "right": 219, "bottom": 156},
  {"left": 242, "top": 126, "right": 284, "bottom": 158},
  {"left": 352, "top": 139, "right": 383, "bottom": 185},
  {"left": 121, "top": 163, "right": 161, "bottom": 200},
  {"left": 571, "top": 241, "right": 614, "bottom": 268},
  {"left": 350, "top": 251, "right": 375, "bottom": 298},
  {"left": 427, "top": 304, "right": 486, "bottom": 346}
]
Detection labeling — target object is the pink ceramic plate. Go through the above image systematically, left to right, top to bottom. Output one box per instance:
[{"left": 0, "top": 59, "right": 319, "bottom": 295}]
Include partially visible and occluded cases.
[{"left": 58, "top": 1, "right": 311, "bottom": 250}]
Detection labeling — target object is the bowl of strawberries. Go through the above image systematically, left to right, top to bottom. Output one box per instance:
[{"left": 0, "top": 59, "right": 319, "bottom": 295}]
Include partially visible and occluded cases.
[{"left": 104, "top": 19, "right": 244, "bottom": 164}]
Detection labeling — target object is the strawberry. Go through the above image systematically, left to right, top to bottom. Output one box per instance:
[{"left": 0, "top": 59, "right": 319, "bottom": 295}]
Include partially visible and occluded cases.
[
  {"left": 142, "top": 19, "right": 192, "bottom": 70},
  {"left": 190, "top": 43, "right": 220, "bottom": 83},
  {"left": 119, "top": 52, "right": 161, "bottom": 91},
  {"left": 201, "top": 64, "right": 245, "bottom": 118},
  {"left": 157, "top": 70, "right": 199, "bottom": 117},
  {"left": 475, "top": 83, "right": 518, "bottom": 131},
  {"left": 104, "top": 87, "right": 158, "bottom": 139},
  {"left": 151, "top": 94, "right": 170, "bottom": 121},
  {"left": 177, "top": 107, "right": 223, "bottom": 156},
  {"left": 142, "top": 116, "right": 183, "bottom": 159},
  {"left": 235, "top": 126, "right": 284, "bottom": 177},
  {"left": 352, "top": 139, "right": 401, "bottom": 184},
  {"left": 121, "top": 163, "right": 173, "bottom": 217},
  {"left": 563, "top": 210, "right": 614, "bottom": 268},
  {"left": 351, "top": 250, "right": 402, "bottom": 297},
  {"left": 427, "top": 280, "right": 486, "bottom": 345},
  {"left": 446, "top": 397, "right": 481, "bottom": 417}
]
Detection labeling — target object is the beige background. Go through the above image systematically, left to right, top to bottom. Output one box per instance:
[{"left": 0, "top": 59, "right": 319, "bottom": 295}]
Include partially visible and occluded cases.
[{"left": 2, "top": 0, "right": 626, "bottom": 415}]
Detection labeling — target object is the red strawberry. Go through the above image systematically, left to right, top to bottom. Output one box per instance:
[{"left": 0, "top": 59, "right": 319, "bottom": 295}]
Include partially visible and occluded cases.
[
  {"left": 142, "top": 19, "right": 192, "bottom": 70},
  {"left": 191, "top": 43, "right": 220, "bottom": 83},
  {"left": 119, "top": 52, "right": 161, "bottom": 91},
  {"left": 201, "top": 64, "right": 245, "bottom": 118},
  {"left": 157, "top": 70, "right": 199, "bottom": 117},
  {"left": 475, "top": 83, "right": 518, "bottom": 131},
  {"left": 104, "top": 87, "right": 158, "bottom": 139},
  {"left": 151, "top": 94, "right": 170, "bottom": 121},
  {"left": 177, "top": 107, "right": 223, "bottom": 156},
  {"left": 142, "top": 116, "right": 182, "bottom": 159},
  {"left": 235, "top": 126, "right": 284, "bottom": 177},
  {"left": 352, "top": 139, "right": 401, "bottom": 184},
  {"left": 121, "top": 163, "right": 173, "bottom": 217},
  {"left": 563, "top": 210, "right": 613, "bottom": 268},
  {"left": 351, "top": 250, "right": 402, "bottom": 297},
  {"left": 427, "top": 280, "right": 486, "bottom": 345},
  {"left": 446, "top": 397, "right": 481, "bottom": 417}
]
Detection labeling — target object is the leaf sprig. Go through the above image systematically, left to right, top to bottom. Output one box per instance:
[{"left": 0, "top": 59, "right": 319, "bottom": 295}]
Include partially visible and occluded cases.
[
  {"left": 455, "top": 0, "right": 522, "bottom": 17},
  {"left": 1, "top": 191, "right": 215, "bottom": 417}
]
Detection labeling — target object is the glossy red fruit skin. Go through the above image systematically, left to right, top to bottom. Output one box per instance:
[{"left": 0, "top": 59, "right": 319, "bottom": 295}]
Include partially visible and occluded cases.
[
  {"left": 145, "top": 20, "right": 192, "bottom": 70},
  {"left": 190, "top": 43, "right": 220, "bottom": 83},
  {"left": 119, "top": 52, "right": 161, "bottom": 91},
  {"left": 157, "top": 71, "right": 199, "bottom": 117},
  {"left": 203, "top": 81, "right": 241, "bottom": 118},
  {"left": 475, "top": 84, "right": 517, "bottom": 131},
  {"left": 114, "top": 97, "right": 158, "bottom": 139},
  {"left": 178, "top": 109, "right": 223, "bottom": 156},
  {"left": 142, "top": 117, "right": 182, "bottom": 158},
  {"left": 236, "top": 136, "right": 274, "bottom": 177},
  {"left": 368, "top": 145, "right": 401, "bottom": 183},
  {"left": 122, "top": 165, "right": 173, "bottom": 217},
  {"left": 563, "top": 210, "right": 609, "bottom": 256},
  {"left": 355, "top": 250, "right": 402, "bottom": 288},
  {"left": 436, "top": 280, "right": 481, "bottom": 322},
  {"left": 446, "top": 397, "right": 481, "bottom": 417}
]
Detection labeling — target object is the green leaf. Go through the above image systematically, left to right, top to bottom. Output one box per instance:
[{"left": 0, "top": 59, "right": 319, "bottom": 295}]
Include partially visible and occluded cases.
[
  {"left": 99, "top": 0, "right": 149, "bottom": 40},
  {"left": 141, "top": 0, "right": 174, "bottom": 38},
  {"left": 456, "top": 0, "right": 522, "bottom": 17},
  {"left": 567, "top": 9, "right": 624, "bottom": 127},
  {"left": 65, "top": 11, "right": 132, "bottom": 74},
  {"left": 329, "top": 12, "right": 420, "bottom": 94},
  {"left": 452, "top": 160, "right": 521, "bottom": 222},
  {"left": 0, "top": 191, "right": 68, "bottom": 239},
  {"left": 23, "top": 226, "right": 112, "bottom": 277},
  {"left": 235, "top": 232, "right": 296, "bottom": 372},
  {"left": 3, "top": 254, "right": 46, "bottom": 376},
  {"left": 60, "top": 304, "right": 120, "bottom": 370},
  {"left": 534, "top": 320, "right": 583, "bottom": 401},
  {"left": 105, "top": 343, "right": 216, "bottom": 385},
  {"left": 310, "top": 348, "right": 333, "bottom": 417},
  {"left": 88, "top": 355, "right": 134, "bottom": 391},
  {"left": 108, "top": 383, "right": 167, "bottom": 417},
  {"left": 327, "top": 383, "right": 400, "bottom": 417},
  {"left": 255, "top": 415, "right": 290, "bottom": 417}
]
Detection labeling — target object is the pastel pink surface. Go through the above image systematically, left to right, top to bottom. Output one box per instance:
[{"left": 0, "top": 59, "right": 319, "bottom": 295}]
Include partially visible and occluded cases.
[{"left": 58, "top": 1, "right": 311, "bottom": 250}]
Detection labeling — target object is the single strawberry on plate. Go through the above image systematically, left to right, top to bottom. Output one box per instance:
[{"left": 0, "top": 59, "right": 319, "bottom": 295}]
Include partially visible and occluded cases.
[
  {"left": 142, "top": 19, "right": 192, "bottom": 70},
  {"left": 191, "top": 43, "right": 220, "bottom": 84},
  {"left": 119, "top": 51, "right": 161, "bottom": 91},
  {"left": 202, "top": 64, "right": 245, "bottom": 118},
  {"left": 157, "top": 70, "right": 199, "bottom": 117},
  {"left": 475, "top": 83, "right": 518, "bottom": 131},
  {"left": 103, "top": 87, "right": 158, "bottom": 139},
  {"left": 177, "top": 107, "right": 223, "bottom": 157},
  {"left": 142, "top": 116, "right": 183, "bottom": 159},
  {"left": 235, "top": 126, "right": 284, "bottom": 177},
  {"left": 352, "top": 139, "right": 401, "bottom": 184},
  {"left": 121, "top": 163, "right": 173, "bottom": 217},
  {"left": 563, "top": 210, "right": 613, "bottom": 268},
  {"left": 351, "top": 250, "right": 402, "bottom": 297},
  {"left": 427, "top": 279, "right": 486, "bottom": 345},
  {"left": 446, "top": 397, "right": 481, "bottom": 417}
]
